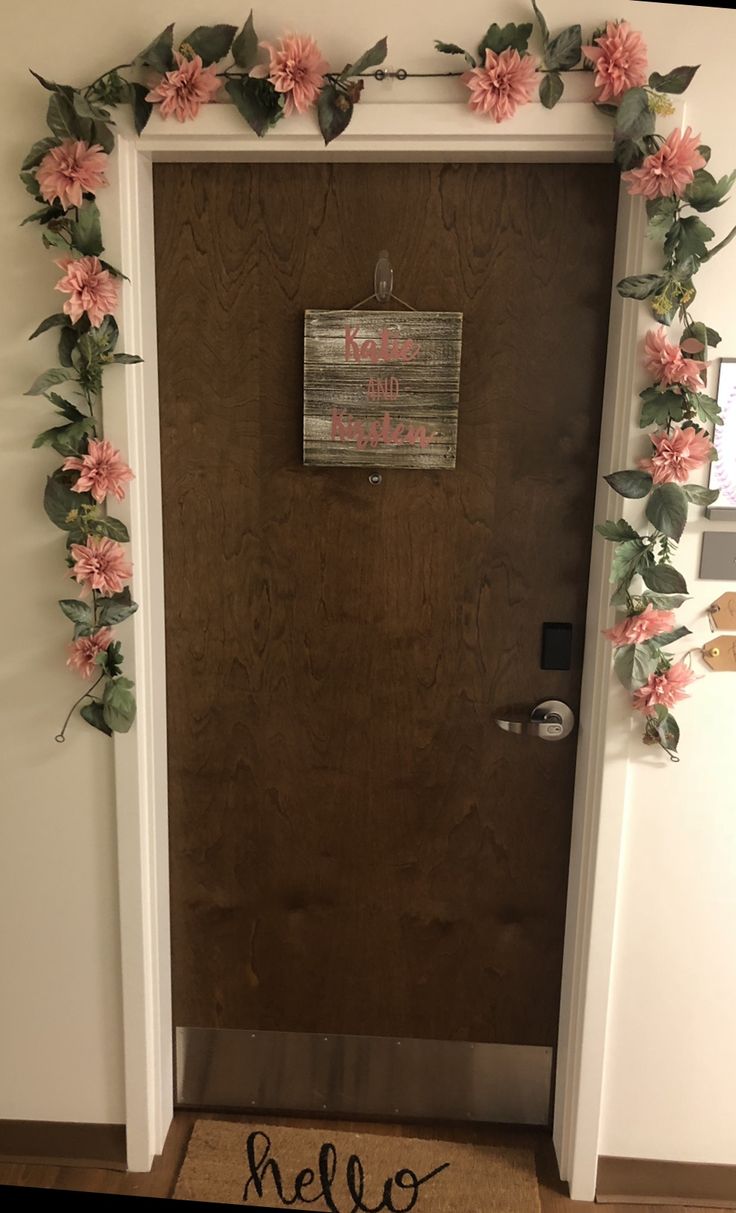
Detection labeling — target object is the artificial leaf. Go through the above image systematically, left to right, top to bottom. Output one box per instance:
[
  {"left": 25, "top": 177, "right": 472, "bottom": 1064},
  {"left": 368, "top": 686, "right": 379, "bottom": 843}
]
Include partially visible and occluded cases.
[
  {"left": 531, "top": 0, "right": 550, "bottom": 45},
  {"left": 232, "top": 11, "right": 260, "bottom": 70},
  {"left": 478, "top": 22, "right": 533, "bottom": 57},
  {"left": 135, "top": 23, "right": 176, "bottom": 74},
  {"left": 181, "top": 24, "right": 237, "bottom": 67},
  {"left": 545, "top": 24, "right": 582, "bottom": 71},
  {"left": 343, "top": 36, "right": 388, "bottom": 78},
  {"left": 434, "top": 40, "right": 476, "bottom": 67},
  {"left": 648, "top": 65, "right": 699, "bottom": 95},
  {"left": 539, "top": 72, "right": 564, "bottom": 109},
  {"left": 225, "top": 76, "right": 284, "bottom": 137},
  {"left": 129, "top": 83, "right": 153, "bottom": 136},
  {"left": 317, "top": 84, "right": 353, "bottom": 145},
  {"left": 614, "top": 88, "right": 654, "bottom": 142},
  {"left": 46, "top": 91, "right": 83, "bottom": 141},
  {"left": 71, "top": 91, "right": 111, "bottom": 122},
  {"left": 89, "top": 119, "right": 115, "bottom": 155},
  {"left": 21, "top": 136, "right": 58, "bottom": 171},
  {"left": 613, "top": 137, "right": 646, "bottom": 172},
  {"left": 685, "top": 168, "right": 736, "bottom": 213},
  {"left": 20, "top": 169, "right": 42, "bottom": 198},
  {"left": 645, "top": 195, "right": 677, "bottom": 241},
  {"left": 70, "top": 201, "right": 103, "bottom": 257},
  {"left": 21, "top": 205, "right": 62, "bottom": 227},
  {"left": 665, "top": 214, "right": 714, "bottom": 265},
  {"left": 42, "top": 229, "right": 70, "bottom": 250},
  {"left": 616, "top": 273, "right": 663, "bottom": 300},
  {"left": 29, "top": 313, "right": 69, "bottom": 341},
  {"left": 682, "top": 321, "right": 721, "bottom": 349},
  {"left": 58, "top": 326, "right": 78, "bottom": 368},
  {"left": 113, "top": 353, "right": 144, "bottom": 364},
  {"left": 25, "top": 367, "right": 75, "bottom": 396},
  {"left": 639, "top": 387, "right": 683, "bottom": 428},
  {"left": 46, "top": 391, "right": 84, "bottom": 422},
  {"left": 691, "top": 392, "right": 722, "bottom": 426},
  {"left": 32, "top": 419, "right": 92, "bottom": 453},
  {"left": 604, "top": 469, "right": 653, "bottom": 499},
  {"left": 43, "top": 471, "right": 93, "bottom": 531},
  {"left": 646, "top": 483, "right": 688, "bottom": 541},
  {"left": 683, "top": 484, "right": 720, "bottom": 506},
  {"left": 88, "top": 515, "right": 130, "bottom": 543},
  {"left": 596, "top": 518, "right": 640, "bottom": 542},
  {"left": 609, "top": 538, "right": 648, "bottom": 589},
  {"left": 641, "top": 564, "right": 688, "bottom": 595},
  {"left": 97, "top": 588, "right": 138, "bottom": 626},
  {"left": 642, "top": 591, "right": 689, "bottom": 609},
  {"left": 58, "top": 599, "right": 93, "bottom": 626},
  {"left": 651, "top": 625, "right": 691, "bottom": 648},
  {"left": 614, "top": 642, "right": 658, "bottom": 691},
  {"left": 103, "top": 676, "right": 137, "bottom": 733},
  {"left": 81, "top": 700, "right": 113, "bottom": 736},
  {"left": 656, "top": 712, "right": 680, "bottom": 754}
]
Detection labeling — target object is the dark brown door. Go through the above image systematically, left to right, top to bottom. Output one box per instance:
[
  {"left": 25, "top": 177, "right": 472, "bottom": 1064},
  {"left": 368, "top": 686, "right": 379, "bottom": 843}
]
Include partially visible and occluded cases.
[{"left": 154, "top": 162, "right": 617, "bottom": 1098}]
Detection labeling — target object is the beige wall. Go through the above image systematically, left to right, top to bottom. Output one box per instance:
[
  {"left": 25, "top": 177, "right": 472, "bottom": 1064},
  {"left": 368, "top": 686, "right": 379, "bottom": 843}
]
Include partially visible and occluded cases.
[{"left": 1, "top": 0, "right": 734, "bottom": 1163}]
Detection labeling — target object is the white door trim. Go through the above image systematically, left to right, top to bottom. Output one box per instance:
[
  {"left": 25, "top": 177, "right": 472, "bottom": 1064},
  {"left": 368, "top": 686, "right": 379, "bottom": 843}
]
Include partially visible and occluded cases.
[{"left": 98, "top": 97, "right": 676, "bottom": 1197}]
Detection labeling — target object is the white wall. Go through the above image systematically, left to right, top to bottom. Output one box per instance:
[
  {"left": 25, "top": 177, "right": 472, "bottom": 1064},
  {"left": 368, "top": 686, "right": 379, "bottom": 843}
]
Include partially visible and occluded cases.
[{"left": 1, "top": 0, "right": 734, "bottom": 1166}]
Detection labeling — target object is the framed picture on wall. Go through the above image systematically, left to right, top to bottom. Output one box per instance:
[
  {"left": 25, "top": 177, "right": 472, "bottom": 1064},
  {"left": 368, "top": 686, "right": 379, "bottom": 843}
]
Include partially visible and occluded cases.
[{"left": 707, "top": 358, "right": 736, "bottom": 520}]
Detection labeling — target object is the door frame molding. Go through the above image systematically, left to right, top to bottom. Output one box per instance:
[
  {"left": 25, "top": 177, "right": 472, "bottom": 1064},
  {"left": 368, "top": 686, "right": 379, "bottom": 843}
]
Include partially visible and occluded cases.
[{"left": 99, "top": 96, "right": 679, "bottom": 1197}]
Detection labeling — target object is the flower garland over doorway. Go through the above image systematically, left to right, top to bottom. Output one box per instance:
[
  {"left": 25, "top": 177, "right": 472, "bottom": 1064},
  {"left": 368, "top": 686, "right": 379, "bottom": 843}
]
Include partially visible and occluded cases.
[{"left": 20, "top": 7, "right": 735, "bottom": 759}]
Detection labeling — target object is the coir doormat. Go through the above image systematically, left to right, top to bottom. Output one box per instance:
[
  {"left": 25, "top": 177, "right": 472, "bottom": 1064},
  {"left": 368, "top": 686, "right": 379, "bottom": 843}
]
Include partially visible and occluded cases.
[{"left": 174, "top": 1120, "right": 541, "bottom": 1212}]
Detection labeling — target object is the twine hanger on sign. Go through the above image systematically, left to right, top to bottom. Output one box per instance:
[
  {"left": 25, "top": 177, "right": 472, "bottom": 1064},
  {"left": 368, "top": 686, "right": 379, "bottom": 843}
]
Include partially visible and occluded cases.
[{"left": 350, "top": 250, "right": 417, "bottom": 311}]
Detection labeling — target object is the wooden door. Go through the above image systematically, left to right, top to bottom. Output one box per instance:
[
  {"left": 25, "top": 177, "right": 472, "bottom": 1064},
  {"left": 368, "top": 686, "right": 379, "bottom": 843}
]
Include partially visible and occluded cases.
[{"left": 154, "top": 163, "right": 618, "bottom": 1057}]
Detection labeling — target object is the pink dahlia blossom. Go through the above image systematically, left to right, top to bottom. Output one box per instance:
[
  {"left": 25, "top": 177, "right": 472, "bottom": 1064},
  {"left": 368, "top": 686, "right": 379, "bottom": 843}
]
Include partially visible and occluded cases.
[
  {"left": 582, "top": 21, "right": 648, "bottom": 102},
  {"left": 251, "top": 34, "right": 330, "bottom": 115},
  {"left": 462, "top": 48, "right": 538, "bottom": 124},
  {"left": 145, "top": 52, "right": 221, "bottom": 122},
  {"left": 622, "top": 126, "right": 707, "bottom": 199},
  {"left": 36, "top": 139, "right": 109, "bottom": 211},
  {"left": 54, "top": 255, "right": 119, "bottom": 328},
  {"left": 643, "top": 326, "right": 708, "bottom": 393},
  {"left": 639, "top": 426, "right": 715, "bottom": 485},
  {"left": 62, "top": 438, "right": 134, "bottom": 505},
  {"left": 70, "top": 536, "right": 132, "bottom": 597},
  {"left": 604, "top": 603, "right": 676, "bottom": 647},
  {"left": 67, "top": 627, "right": 114, "bottom": 679},
  {"left": 632, "top": 661, "right": 695, "bottom": 715}
]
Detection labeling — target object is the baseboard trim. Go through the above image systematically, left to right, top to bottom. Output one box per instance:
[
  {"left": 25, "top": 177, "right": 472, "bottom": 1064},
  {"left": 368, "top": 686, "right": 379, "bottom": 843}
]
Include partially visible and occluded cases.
[
  {"left": 0, "top": 1120, "right": 126, "bottom": 1171},
  {"left": 597, "top": 1156, "right": 736, "bottom": 1207}
]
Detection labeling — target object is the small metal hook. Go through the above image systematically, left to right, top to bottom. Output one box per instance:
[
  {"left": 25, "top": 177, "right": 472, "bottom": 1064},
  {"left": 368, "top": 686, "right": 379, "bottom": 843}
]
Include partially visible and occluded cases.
[{"left": 374, "top": 250, "right": 393, "bottom": 304}]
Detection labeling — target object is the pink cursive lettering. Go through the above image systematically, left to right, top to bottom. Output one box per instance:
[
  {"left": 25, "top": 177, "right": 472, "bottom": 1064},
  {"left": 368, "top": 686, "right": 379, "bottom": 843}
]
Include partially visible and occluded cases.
[
  {"left": 344, "top": 326, "right": 421, "bottom": 365},
  {"left": 330, "top": 409, "right": 434, "bottom": 451}
]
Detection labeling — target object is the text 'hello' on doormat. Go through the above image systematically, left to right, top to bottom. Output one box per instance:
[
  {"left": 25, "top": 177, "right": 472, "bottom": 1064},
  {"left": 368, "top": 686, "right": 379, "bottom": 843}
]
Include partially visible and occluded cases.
[{"left": 174, "top": 1120, "right": 542, "bottom": 1212}]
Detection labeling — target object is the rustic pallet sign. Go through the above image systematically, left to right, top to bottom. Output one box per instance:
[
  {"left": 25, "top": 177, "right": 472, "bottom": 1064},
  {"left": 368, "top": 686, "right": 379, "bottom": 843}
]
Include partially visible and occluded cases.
[{"left": 303, "top": 309, "right": 463, "bottom": 468}]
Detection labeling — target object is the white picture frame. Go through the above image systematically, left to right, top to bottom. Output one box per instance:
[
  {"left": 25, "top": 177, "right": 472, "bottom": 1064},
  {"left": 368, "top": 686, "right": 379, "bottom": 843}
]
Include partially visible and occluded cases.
[{"left": 707, "top": 358, "right": 736, "bottom": 520}]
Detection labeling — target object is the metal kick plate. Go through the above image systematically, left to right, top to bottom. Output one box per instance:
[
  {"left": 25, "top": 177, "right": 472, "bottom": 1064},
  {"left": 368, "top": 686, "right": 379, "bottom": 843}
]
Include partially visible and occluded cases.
[{"left": 175, "top": 1027, "right": 553, "bottom": 1125}]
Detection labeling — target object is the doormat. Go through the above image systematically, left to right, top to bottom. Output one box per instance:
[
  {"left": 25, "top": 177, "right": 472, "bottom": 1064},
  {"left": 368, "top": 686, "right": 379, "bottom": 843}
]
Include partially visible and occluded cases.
[{"left": 174, "top": 1119, "right": 541, "bottom": 1212}]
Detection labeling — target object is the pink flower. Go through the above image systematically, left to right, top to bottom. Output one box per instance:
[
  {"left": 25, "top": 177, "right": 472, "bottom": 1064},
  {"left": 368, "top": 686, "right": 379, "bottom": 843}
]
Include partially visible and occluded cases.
[
  {"left": 582, "top": 21, "right": 648, "bottom": 102},
  {"left": 252, "top": 34, "right": 330, "bottom": 116},
  {"left": 462, "top": 48, "right": 538, "bottom": 124},
  {"left": 145, "top": 52, "right": 221, "bottom": 122},
  {"left": 622, "top": 126, "right": 707, "bottom": 199},
  {"left": 36, "top": 139, "right": 109, "bottom": 211},
  {"left": 54, "top": 255, "right": 119, "bottom": 328},
  {"left": 643, "top": 327, "right": 708, "bottom": 393},
  {"left": 639, "top": 426, "right": 715, "bottom": 485},
  {"left": 62, "top": 439, "right": 134, "bottom": 505},
  {"left": 70, "top": 537, "right": 132, "bottom": 597},
  {"left": 604, "top": 603, "right": 676, "bottom": 647},
  {"left": 66, "top": 627, "right": 114, "bottom": 679},
  {"left": 632, "top": 661, "right": 695, "bottom": 715}
]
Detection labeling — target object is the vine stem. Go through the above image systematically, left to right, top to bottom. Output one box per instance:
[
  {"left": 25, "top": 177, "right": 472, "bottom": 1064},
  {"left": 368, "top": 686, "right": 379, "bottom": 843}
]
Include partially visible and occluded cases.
[
  {"left": 84, "top": 63, "right": 133, "bottom": 95},
  {"left": 702, "top": 223, "right": 736, "bottom": 262},
  {"left": 55, "top": 671, "right": 105, "bottom": 743}
]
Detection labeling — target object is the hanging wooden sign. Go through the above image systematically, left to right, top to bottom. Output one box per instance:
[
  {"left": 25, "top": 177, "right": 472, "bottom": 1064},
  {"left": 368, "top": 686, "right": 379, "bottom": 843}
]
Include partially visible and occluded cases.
[
  {"left": 303, "top": 309, "right": 463, "bottom": 468},
  {"left": 703, "top": 636, "right": 736, "bottom": 672}
]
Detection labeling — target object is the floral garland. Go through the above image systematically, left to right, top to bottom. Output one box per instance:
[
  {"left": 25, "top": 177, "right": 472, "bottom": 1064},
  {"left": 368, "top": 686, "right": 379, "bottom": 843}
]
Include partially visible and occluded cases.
[{"left": 21, "top": 7, "right": 735, "bottom": 757}]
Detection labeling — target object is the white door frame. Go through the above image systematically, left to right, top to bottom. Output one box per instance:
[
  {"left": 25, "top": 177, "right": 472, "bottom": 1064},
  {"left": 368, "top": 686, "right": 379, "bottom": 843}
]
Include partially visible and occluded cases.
[{"left": 99, "top": 95, "right": 675, "bottom": 1198}]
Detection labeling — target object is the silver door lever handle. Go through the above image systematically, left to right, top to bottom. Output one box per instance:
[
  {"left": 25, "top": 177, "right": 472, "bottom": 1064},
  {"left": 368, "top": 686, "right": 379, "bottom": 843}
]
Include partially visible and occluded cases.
[{"left": 495, "top": 699, "right": 575, "bottom": 741}]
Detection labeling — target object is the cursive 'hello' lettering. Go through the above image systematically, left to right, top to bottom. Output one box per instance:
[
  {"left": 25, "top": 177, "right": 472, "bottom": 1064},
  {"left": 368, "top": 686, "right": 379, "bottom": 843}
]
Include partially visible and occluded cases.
[{"left": 242, "top": 1130, "right": 450, "bottom": 1213}]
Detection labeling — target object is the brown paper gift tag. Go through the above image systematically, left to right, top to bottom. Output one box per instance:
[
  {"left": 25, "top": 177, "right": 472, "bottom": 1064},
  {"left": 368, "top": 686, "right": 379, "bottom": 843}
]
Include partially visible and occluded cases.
[
  {"left": 708, "top": 592, "right": 736, "bottom": 632},
  {"left": 703, "top": 636, "right": 736, "bottom": 672}
]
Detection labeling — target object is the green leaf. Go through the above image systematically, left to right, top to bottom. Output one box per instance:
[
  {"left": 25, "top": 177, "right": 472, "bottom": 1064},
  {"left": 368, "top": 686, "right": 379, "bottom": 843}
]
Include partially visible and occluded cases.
[
  {"left": 531, "top": 0, "right": 550, "bottom": 45},
  {"left": 232, "top": 11, "right": 260, "bottom": 70},
  {"left": 479, "top": 22, "right": 533, "bottom": 56},
  {"left": 135, "top": 23, "right": 176, "bottom": 73},
  {"left": 181, "top": 24, "right": 237, "bottom": 67},
  {"left": 545, "top": 24, "right": 582, "bottom": 71},
  {"left": 343, "top": 36, "right": 388, "bottom": 78},
  {"left": 434, "top": 41, "right": 476, "bottom": 67},
  {"left": 648, "top": 65, "right": 699, "bottom": 95},
  {"left": 539, "top": 72, "right": 563, "bottom": 109},
  {"left": 225, "top": 76, "right": 284, "bottom": 137},
  {"left": 129, "top": 83, "right": 153, "bottom": 136},
  {"left": 317, "top": 83, "right": 354, "bottom": 145},
  {"left": 614, "top": 88, "right": 654, "bottom": 142},
  {"left": 47, "top": 91, "right": 84, "bottom": 142},
  {"left": 71, "top": 91, "right": 111, "bottom": 122},
  {"left": 89, "top": 119, "right": 115, "bottom": 155},
  {"left": 21, "top": 136, "right": 58, "bottom": 171},
  {"left": 613, "top": 137, "right": 646, "bottom": 172},
  {"left": 698, "top": 145, "right": 711, "bottom": 164},
  {"left": 685, "top": 168, "right": 736, "bottom": 213},
  {"left": 20, "top": 169, "right": 42, "bottom": 198},
  {"left": 645, "top": 196, "right": 678, "bottom": 242},
  {"left": 70, "top": 201, "right": 103, "bottom": 256},
  {"left": 21, "top": 205, "right": 62, "bottom": 226},
  {"left": 665, "top": 214, "right": 714, "bottom": 265},
  {"left": 42, "top": 228, "right": 70, "bottom": 251},
  {"left": 616, "top": 273, "right": 663, "bottom": 301},
  {"left": 29, "top": 313, "right": 69, "bottom": 341},
  {"left": 682, "top": 321, "right": 721, "bottom": 350},
  {"left": 58, "top": 326, "right": 78, "bottom": 368},
  {"left": 112, "top": 353, "right": 143, "bottom": 365},
  {"left": 25, "top": 366, "right": 75, "bottom": 396},
  {"left": 639, "top": 387, "right": 683, "bottom": 428},
  {"left": 47, "top": 391, "right": 84, "bottom": 421},
  {"left": 690, "top": 392, "right": 722, "bottom": 426},
  {"left": 32, "top": 419, "right": 91, "bottom": 453},
  {"left": 604, "top": 469, "right": 653, "bottom": 499},
  {"left": 43, "top": 471, "right": 93, "bottom": 531},
  {"left": 646, "top": 483, "right": 688, "bottom": 541},
  {"left": 683, "top": 484, "right": 719, "bottom": 506},
  {"left": 88, "top": 515, "right": 130, "bottom": 543},
  {"left": 596, "top": 518, "right": 640, "bottom": 542},
  {"left": 609, "top": 538, "right": 648, "bottom": 590},
  {"left": 641, "top": 564, "right": 688, "bottom": 595},
  {"left": 97, "top": 588, "right": 138, "bottom": 626},
  {"left": 642, "top": 591, "right": 689, "bottom": 609},
  {"left": 58, "top": 599, "right": 93, "bottom": 626},
  {"left": 651, "top": 625, "right": 691, "bottom": 648},
  {"left": 98, "top": 640, "right": 124, "bottom": 678},
  {"left": 614, "top": 641, "right": 659, "bottom": 691},
  {"left": 103, "top": 676, "right": 136, "bottom": 733},
  {"left": 80, "top": 700, "right": 113, "bottom": 736},
  {"left": 656, "top": 711, "right": 680, "bottom": 754}
]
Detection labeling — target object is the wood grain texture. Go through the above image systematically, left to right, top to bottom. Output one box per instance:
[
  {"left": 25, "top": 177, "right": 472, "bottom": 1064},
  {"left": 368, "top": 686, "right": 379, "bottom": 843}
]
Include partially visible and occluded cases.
[{"left": 153, "top": 162, "right": 619, "bottom": 1047}]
